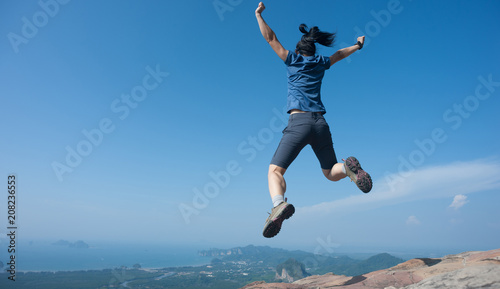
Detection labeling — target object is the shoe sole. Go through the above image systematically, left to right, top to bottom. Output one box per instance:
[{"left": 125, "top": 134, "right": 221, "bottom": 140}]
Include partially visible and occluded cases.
[
  {"left": 345, "top": 156, "right": 372, "bottom": 193},
  {"left": 263, "top": 204, "right": 295, "bottom": 238}
]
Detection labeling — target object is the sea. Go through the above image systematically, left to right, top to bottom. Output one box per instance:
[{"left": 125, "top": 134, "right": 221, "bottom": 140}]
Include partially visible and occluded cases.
[{"left": 1, "top": 240, "right": 213, "bottom": 272}]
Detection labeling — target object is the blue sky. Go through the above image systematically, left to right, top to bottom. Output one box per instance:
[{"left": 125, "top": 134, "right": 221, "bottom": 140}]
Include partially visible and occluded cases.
[{"left": 1, "top": 0, "right": 500, "bottom": 257}]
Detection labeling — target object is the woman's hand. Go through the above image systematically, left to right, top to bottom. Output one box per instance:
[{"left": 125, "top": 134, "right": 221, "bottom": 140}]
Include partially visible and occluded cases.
[
  {"left": 255, "top": 2, "right": 266, "bottom": 15},
  {"left": 357, "top": 36, "right": 365, "bottom": 45}
]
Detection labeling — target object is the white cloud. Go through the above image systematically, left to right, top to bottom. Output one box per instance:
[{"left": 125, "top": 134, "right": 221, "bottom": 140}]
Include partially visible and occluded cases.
[
  {"left": 298, "top": 158, "right": 500, "bottom": 217},
  {"left": 449, "top": 194, "right": 469, "bottom": 210},
  {"left": 406, "top": 215, "right": 421, "bottom": 226}
]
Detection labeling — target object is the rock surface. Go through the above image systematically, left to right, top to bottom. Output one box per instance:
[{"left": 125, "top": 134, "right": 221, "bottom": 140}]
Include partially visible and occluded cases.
[{"left": 240, "top": 249, "right": 500, "bottom": 289}]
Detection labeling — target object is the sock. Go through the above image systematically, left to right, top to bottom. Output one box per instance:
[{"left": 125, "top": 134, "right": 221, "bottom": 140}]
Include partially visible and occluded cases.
[
  {"left": 342, "top": 163, "right": 347, "bottom": 174},
  {"left": 272, "top": 195, "right": 285, "bottom": 207}
]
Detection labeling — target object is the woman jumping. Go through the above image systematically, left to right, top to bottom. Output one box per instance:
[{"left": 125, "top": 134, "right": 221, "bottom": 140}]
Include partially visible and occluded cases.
[{"left": 255, "top": 2, "right": 373, "bottom": 238}]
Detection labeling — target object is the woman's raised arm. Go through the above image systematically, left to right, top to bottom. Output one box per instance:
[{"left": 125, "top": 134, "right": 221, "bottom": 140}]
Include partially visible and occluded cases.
[{"left": 255, "top": 2, "right": 288, "bottom": 61}]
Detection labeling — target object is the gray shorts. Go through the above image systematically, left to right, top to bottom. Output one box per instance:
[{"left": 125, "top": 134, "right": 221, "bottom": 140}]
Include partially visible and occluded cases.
[{"left": 271, "top": 112, "right": 338, "bottom": 170}]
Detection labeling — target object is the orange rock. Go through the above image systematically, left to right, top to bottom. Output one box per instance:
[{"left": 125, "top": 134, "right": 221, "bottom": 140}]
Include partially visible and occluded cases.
[{"left": 240, "top": 249, "right": 500, "bottom": 289}]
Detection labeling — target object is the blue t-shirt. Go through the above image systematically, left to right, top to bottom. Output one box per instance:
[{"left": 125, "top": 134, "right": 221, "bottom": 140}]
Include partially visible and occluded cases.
[{"left": 285, "top": 51, "right": 331, "bottom": 114}]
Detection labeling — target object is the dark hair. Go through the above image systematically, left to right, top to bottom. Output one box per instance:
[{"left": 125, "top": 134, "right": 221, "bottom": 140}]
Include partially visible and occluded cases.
[{"left": 296, "top": 24, "right": 335, "bottom": 56}]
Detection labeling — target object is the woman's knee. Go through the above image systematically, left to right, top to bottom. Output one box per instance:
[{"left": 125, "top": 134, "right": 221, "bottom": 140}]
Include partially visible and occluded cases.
[
  {"left": 269, "top": 164, "right": 286, "bottom": 176},
  {"left": 323, "top": 168, "right": 345, "bottom": 182},
  {"left": 322, "top": 169, "right": 335, "bottom": 181}
]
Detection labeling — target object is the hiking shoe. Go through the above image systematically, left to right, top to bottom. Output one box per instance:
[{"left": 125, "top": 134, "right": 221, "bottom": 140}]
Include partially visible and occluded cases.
[
  {"left": 344, "top": 156, "right": 372, "bottom": 193},
  {"left": 262, "top": 201, "right": 295, "bottom": 238}
]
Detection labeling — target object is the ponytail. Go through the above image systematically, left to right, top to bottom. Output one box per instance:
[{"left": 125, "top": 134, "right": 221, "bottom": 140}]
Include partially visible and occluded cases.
[{"left": 296, "top": 24, "right": 335, "bottom": 56}]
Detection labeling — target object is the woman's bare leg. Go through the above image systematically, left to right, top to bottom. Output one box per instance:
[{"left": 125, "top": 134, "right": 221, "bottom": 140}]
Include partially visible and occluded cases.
[
  {"left": 264, "top": 164, "right": 295, "bottom": 238},
  {"left": 268, "top": 164, "right": 287, "bottom": 198}
]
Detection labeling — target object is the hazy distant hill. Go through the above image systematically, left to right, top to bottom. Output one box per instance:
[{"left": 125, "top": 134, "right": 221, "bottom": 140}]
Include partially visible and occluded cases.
[
  {"left": 52, "top": 239, "right": 89, "bottom": 249},
  {"left": 314, "top": 252, "right": 406, "bottom": 276}
]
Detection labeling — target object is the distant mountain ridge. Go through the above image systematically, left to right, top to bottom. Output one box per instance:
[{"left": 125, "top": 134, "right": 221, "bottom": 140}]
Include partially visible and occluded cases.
[
  {"left": 199, "top": 245, "right": 404, "bottom": 277},
  {"left": 199, "top": 247, "right": 244, "bottom": 257}
]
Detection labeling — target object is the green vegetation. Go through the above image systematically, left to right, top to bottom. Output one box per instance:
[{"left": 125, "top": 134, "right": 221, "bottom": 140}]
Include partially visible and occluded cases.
[{"left": 0, "top": 269, "right": 160, "bottom": 289}]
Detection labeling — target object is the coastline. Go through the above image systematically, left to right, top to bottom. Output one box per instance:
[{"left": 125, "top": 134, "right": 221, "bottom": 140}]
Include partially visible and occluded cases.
[{"left": 1, "top": 240, "right": 212, "bottom": 273}]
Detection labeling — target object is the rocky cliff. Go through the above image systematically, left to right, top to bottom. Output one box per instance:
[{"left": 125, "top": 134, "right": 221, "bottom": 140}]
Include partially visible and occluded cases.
[
  {"left": 241, "top": 248, "right": 500, "bottom": 289},
  {"left": 275, "top": 258, "right": 310, "bottom": 283}
]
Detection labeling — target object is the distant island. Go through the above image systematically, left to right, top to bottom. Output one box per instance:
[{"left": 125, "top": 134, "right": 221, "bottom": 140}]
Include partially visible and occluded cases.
[{"left": 52, "top": 240, "right": 89, "bottom": 249}]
